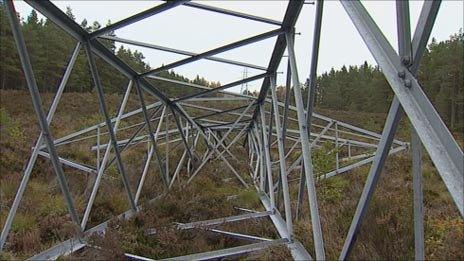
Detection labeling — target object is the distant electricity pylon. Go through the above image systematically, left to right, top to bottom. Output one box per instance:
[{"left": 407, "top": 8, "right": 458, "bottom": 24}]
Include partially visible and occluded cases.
[
  {"left": 1, "top": 1, "right": 462, "bottom": 260},
  {"left": 240, "top": 67, "right": 249, "bottom": 94}
]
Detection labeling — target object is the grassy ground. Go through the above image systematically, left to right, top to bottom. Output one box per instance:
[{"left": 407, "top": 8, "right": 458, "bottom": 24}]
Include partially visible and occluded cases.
[{"left": 0, "top": 90, "right": 462, "bottom": 260}]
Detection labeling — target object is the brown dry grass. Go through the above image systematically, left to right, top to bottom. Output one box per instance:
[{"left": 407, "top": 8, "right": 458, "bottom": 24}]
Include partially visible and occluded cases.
[{"left": 1, "top": 90, "right": 463, "bottom": 260}]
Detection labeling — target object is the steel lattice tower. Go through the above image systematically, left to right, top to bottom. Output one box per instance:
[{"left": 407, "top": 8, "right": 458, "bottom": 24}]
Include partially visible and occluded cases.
[{"left": 1, "top": 0, "right": 462, "bottom": 260}]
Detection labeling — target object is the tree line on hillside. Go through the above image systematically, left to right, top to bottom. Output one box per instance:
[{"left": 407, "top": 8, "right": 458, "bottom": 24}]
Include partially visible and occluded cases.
[
  {"left": 0, "top": 6, "right": 220, "bottom": 97},
  {"left": 1, "top": 6, "right": 462, "bottom": 132},
  {"left": 268, "top": 30, "right": 463, "bottom": 132}
]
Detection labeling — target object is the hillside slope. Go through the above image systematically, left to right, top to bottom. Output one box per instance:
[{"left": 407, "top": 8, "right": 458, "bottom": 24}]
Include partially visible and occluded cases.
[{"left": 0, "top": 90, "right": 462, "bottom": 260}]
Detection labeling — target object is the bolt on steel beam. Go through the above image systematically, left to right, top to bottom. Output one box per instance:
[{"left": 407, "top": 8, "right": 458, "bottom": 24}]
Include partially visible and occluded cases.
[{"left": 341, "top": 0, "right": 463, "bottom": 216}]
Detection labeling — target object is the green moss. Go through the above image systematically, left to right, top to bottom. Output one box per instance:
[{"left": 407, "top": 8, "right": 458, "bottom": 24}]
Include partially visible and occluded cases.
[
  {"left": 0, "top": 107, "right": 25, "bottom": 143},
  {"left": 319, "top": 176, "right": 349, "bottom": 203},
  {"left": 0, "top": 179, "right": 17, "bottom": 199},
  {"left": 236, "top": 189, "right": 260, "bottom": 207},
  {"left": 38, "top": 196, "right": 68, "bottom": 217},
  {"left": 11, "top": 213, "right": 37, "bottom": 234},
  {"left": 0, "top": 251, "right": 16, "bottom": 261}
]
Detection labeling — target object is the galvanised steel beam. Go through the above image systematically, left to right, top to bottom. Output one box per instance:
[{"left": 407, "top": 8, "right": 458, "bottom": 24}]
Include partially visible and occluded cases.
[
  {"left": 24, "top": 0, "right": 195, "bottom": 128},
  {"left": 297, "top": 0, "right": 324, "bottom": 219},
  {"left": 341, "top": 0, "right": 463, "bottom": 215},
  {"left": 410, "top": 0, "right": 441, "bottom": 74},
  {"left": 3, "top": 1, "right": 82, "bottom": 246},
  {"left": 30, "top": 1, "right": 224, "bottom": 170},
  {"left": 89, "top": 1, "right": 188, "bottom": 39},
  {"left": 248, "top": 1, "right": 304, "bottom": 129},
  {"left": 180, "top": 2, "right": 283, "bottom": 26},
  {"left": 338, "top": 2, "right": 453, "bottom": 258},
  {"left": 396, "top": 2, "right": 425, "bottom": 259},
  {"left": 140, "top": 29, "right": 284, "bottom": 77},
  {"left": 286, "top": 31, "right": 325, "bottom": 259},
  {"left": 100, "top": 35, "right": 267, "bottom": 71},
  {"left": 0, "top": 41, "right": 81, "bottom": 251},
  {"left": 85, "top": 43, "right": 137, "bottom": 212},
  {"left": 173, "top": 73, "right": 269, "bottom": 102},
  {"left": 148, "top": 75, "right": 257, "bottom": 100},
  {"left": 270, "top": 76, "right": 293, "bottom": 238},
  {"left": 135, "top": 79, "right": 168, "bottom": 187},
  {"left": 80, "top": 80, "right": 134, "bottom": 229},
  {"left": 338, "top": 98, "right": 403, "bottom": 260},
  {"left": 266, "top": 101, "right": 406, "bottom": 146},
  {"left": 50, "top": 102, "right": 163, "bottom": 147},
  {"left": 181, "top": 103, "right": 253, "bottom": 119},
  {"left": 187, "top": 103, "right": 255, "bottom": 184},
  {"left": 193, "top": 104, "right": 252, "bottom": 121},
  {"left": 259, "top": 104, "right": 276, "bottom": 210},
  {"left": 105, "top": 105, "right": 164, "bottom": 170},
  {"left": 137, "top": 106, "right": 169, "bottom": 197},
  {"left": 170, "top": 107, "right": 195, "bottom": 165},
  {"left": 200, "top": 119, "right": 252, "bottom": 129},
  {"left": 214, "top": 123, "right": 250, "bottom": 160},
  {"left": 91, "top": 125, "right": 192, "bottom": 151},
  {"left": 254, "top": 125, "right": 266, "bottom": 191},
  {"left": 412, "top": 127, "right": 424, "bottom": 260},
  {"left": 201, "top": 131, "right": 248, "bottom": 187},
  {"left": 320, "top": 145, "right": 407, "bottom": 180},
  {"left": 135, "top": 146, "right": 155, "bottom": 203},
  {"left": 169, "top": 148, "right": 188, "bottom": 189},
  {"left": 37, "top": 151, "right": 97, "bottom": 174},
  {"left": 28, "top": 194, "right": 165, "bottom": 260},
  {"left": 259, "top": 194, "right": 312, "bottom": 260},
  {"left": 176, "top": 211, "right": 272, "bottom": 230},
  {"left": 203, "top": 228, "right": 274, "bottom": 243},
  {"left": 160, "top": 239, "right": 287, "bottom": 261}
]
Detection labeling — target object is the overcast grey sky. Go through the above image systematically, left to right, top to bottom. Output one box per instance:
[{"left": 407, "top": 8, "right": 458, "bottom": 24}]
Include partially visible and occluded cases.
[{"left": 14, "top": 1, "right": 463, "bottom": 93}]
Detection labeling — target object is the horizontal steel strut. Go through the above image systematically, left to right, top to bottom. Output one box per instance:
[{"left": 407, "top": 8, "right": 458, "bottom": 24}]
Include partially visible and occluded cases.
[{"left": 1, "top": 1, "right": 461, "bottom": 261}]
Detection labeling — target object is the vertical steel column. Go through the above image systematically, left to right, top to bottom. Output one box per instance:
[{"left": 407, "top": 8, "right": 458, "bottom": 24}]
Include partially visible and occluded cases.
[
  {"left": 296, "top": 0, "right": 324, "bottom": 219},
  {"left": 339, "top": 1, "right": 444, "bottom": 258},
  {"left": 397, "top": 1, "right": 425, "bottom": 259},
  {"left": 0, "top": 30, "right": 81, "bottom": 250},
  {"left": 286, "top": 31, "right": 325, "bottom": 259},
  {"left": 84, "top": 43, "right": 137, "bottom": 213},
  {"left": 282, "top": 61, "right": 292, "bottom": 151},
  {"left": 270, "top": 76, "right": 293, "bottom": 239},
  {"left": 259, "top": 104, "right": 276, "bottom": 209},
  {"left": 165, "top": 110, "right": 170, "bottom": 180},
  {"left": 335, "top": 122, "right": 339, "bottom": 171},
  {"left": 96, "top": 125, "right": 101, "bottom": 171},
  {"left": 252, "top": 125, "right": 265, "bottom": 192},
  {"left": 188, "top": 127, "right": 201, "bottom": 177},
  {"left": 412, "top": 128, "right": 424, "bottom": 260},
  {"left": 250, "top": 132, "right": 261, "bottom": 182},
  {"left": 348, "top": 142, "right": 352, "bottom": 159}
]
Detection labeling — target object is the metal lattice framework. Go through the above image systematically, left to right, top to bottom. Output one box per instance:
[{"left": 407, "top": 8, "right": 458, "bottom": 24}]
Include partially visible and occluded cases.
[{"left": 1, "top": 0, "right": 463, "bottom": 260}]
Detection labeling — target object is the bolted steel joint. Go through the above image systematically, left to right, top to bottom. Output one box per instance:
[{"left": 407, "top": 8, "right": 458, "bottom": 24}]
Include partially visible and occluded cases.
[
  {"left": 401, "top": 56, "right": 411, "bottom": 66},
  {"left": 398, "top": 70, "right": 406, "bottom": 79},
  {"left": 404, "top": 79, "right": 412, "bottom": 88}
]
